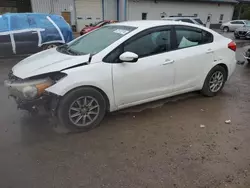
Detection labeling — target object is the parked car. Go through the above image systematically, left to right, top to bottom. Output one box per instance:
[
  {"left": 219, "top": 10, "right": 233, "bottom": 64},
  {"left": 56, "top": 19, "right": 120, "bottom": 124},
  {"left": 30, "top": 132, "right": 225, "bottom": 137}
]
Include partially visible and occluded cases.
[
  {"left": 0, "top": 13, "right": 73, "bottom": 57},
  {"left": 162, "top": 16, "right": 204, "bottom": 26},
  {"left": 80, "top": 20, "right": 117, "bottom": 35},
  {"left": 220, "top": 20, "right": 248, "bottom": 32},
  {"left": 5, "top": 21, "right": 236, "bottom": 132},
  {"left": 234, "top": 21, "right": 250, "bottom": 39},
  {"left": 242, "top": 45, "right": 250, "bottom": 63}
]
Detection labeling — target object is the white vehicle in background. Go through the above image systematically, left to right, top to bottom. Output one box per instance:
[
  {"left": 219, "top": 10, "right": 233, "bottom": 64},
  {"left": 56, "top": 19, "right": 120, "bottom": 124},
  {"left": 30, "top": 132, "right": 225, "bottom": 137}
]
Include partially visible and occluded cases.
[
  {"left": 162, "top": 16, "right": 205, "bottom": 26},
  {"left": 220, "top": 20, "right": 248, "bottom": 32},
  {"left": 5, "top": 21, "right": 236, "bottom": 132}
]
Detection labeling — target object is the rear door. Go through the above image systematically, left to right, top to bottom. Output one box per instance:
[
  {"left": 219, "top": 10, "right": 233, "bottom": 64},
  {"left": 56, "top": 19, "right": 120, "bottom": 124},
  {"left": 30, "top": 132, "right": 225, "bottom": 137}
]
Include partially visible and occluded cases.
[
  {"left": 10, "top": 14, "right": 39, "bottom": 55},
  {"left": 0, "top": 15, "right": 12, "bottom": 57},
  {"left": 171, "top": 25, "right": 215, "bottom": 91}
]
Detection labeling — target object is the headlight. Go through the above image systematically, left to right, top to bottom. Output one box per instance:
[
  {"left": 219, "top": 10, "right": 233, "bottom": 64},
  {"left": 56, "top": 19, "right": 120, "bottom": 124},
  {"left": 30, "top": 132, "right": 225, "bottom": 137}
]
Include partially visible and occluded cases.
[
  {"left": 5, "top": 72, "right": 67, "bottom": 100},
  {"left": 5, "top": 77, "right": 54, "bottom": 100},
  {"left": 22, "top": 86, "right": 38, "bottom": 98}
]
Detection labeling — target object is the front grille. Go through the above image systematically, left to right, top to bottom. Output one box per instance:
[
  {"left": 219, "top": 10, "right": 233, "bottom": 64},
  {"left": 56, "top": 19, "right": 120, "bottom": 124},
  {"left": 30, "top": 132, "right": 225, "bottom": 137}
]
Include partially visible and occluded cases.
[{"left": 239, "top": 31, "right": 247, "bottom": 35}]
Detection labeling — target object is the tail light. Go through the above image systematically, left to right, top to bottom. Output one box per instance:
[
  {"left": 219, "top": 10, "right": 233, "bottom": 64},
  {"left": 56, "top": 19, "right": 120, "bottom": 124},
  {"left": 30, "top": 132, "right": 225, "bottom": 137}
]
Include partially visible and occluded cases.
[{"left": 228, "top": 41, "right": 236, "bottom": 51}]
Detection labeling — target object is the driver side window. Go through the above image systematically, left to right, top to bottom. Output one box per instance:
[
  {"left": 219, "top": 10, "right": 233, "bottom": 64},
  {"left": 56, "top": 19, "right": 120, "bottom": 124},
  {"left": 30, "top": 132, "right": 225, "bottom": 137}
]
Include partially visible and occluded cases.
[
  {"left": 103, "top": 27, "right": 172, "bottom": 63},
  {"left": 124, "top": 30, "right": 171, "bottom": 58}
]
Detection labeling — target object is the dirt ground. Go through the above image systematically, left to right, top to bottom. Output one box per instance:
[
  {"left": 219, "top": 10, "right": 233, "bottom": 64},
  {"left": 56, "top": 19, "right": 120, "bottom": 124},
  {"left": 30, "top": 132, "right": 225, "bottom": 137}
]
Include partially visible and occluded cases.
[{"left": 0, "top": 47, "right": 250, "bottom": 188}]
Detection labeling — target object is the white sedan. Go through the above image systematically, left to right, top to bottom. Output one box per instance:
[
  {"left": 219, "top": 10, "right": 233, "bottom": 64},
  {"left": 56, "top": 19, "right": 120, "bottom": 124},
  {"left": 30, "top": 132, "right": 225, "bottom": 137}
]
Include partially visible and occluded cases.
[{"left": 5, "top": 21, "right": 237, "bottom": 131}]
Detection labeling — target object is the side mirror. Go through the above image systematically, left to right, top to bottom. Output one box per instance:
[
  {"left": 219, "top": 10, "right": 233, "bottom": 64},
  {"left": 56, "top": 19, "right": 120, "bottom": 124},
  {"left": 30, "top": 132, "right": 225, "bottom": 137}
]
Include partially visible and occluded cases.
[{"left": 119, "top": 52, "right": 138, "bottom": 63}]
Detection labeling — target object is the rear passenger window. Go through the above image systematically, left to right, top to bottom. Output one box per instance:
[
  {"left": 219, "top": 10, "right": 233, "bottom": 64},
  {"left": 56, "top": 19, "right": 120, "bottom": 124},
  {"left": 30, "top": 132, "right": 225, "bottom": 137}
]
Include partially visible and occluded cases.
[
  {"left": 35, "top": 16, "right": 55, "bottom": 29},
  {"left": 175, "top": 26, "right": 202, "bottom": 49},
  {"left": 175, "top": 26, "right": 213, "bottom": 49},
  {"left": 202, "top": 30, "right": 213, "bottom": 44}
]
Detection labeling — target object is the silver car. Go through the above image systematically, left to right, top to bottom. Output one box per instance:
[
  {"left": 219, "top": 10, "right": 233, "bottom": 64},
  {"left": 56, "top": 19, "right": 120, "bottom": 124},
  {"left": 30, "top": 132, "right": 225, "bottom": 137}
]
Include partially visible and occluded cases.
[
  {"left": 162, "top": 16, "right": 204, "bottom": 26},
  {"left": 220, "top": 20, "right": 248, "bottom": 32},
  {"left": 234, "top": 21, "right": 250, "bottom": 39}
]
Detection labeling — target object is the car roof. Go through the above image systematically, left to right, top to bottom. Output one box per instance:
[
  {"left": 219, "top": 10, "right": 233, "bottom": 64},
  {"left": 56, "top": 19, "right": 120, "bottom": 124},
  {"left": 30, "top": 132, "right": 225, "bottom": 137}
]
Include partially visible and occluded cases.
[{"left": 115, "top": 20, "right": 204, "bottom": 29}]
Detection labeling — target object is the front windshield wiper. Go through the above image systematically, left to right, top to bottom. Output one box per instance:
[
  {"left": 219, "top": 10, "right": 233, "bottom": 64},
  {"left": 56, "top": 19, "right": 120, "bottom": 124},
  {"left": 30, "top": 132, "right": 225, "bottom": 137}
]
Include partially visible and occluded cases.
[{"left": 57, "top": 43, "right": 87, "bottom": 56}]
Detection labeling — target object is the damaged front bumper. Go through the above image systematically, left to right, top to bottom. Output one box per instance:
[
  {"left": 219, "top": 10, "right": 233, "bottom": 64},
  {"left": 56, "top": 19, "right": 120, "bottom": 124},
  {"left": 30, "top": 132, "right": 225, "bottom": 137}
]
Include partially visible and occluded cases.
[{"left": 4, "top": 73, "right": 60, "bottom": 114}]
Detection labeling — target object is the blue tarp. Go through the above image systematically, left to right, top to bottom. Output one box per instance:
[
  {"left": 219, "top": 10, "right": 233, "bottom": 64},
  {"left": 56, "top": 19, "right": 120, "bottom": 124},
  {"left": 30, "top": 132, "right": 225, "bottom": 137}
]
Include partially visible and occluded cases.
[{"left": 0, "top": 13, "right": 73, "bottom": 44}]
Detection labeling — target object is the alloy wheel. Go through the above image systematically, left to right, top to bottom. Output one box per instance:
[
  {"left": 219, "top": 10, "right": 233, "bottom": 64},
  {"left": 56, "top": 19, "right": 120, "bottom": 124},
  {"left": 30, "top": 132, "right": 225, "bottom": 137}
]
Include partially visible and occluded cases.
[
  {"left": 209, "top": 71, "right": 224, "bottom": 93},
  {"left": 68, "top": 96, "right": 100, "bottom": 127}
]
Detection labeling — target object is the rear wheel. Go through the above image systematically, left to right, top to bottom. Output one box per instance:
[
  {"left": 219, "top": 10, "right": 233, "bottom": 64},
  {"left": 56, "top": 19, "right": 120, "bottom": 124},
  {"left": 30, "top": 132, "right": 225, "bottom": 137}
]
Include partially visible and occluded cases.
[
  {"left": 223, "top": 26, "right": 229, "bottom": 32},
  {"left": 201, "top": 66, "right": 227, "bottom": 97},
  {"left": 57, "top": 87, "right": 107, "bottom": 132}
]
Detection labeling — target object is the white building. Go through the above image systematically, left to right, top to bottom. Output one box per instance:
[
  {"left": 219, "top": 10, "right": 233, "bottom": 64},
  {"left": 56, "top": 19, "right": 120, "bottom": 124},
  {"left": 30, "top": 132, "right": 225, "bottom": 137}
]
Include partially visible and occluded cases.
[
  {"left": 29, "top": 0, "right": 237, "bottom": 31},
  {"left": 30, "top": 0, "right": 76, "bottom": 26},
  {"left": 120, "top": 0, "right": 237, "bottom": 27}
]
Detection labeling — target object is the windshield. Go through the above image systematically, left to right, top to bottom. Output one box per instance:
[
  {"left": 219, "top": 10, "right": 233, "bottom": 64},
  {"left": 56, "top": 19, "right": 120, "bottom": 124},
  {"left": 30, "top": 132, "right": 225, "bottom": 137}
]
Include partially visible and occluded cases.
[
  {"left": 194, "top": 18, "right": 204, "bottom": 25},
  {"left": 58, "top": 25, "right": 136, "bottom": 55}
]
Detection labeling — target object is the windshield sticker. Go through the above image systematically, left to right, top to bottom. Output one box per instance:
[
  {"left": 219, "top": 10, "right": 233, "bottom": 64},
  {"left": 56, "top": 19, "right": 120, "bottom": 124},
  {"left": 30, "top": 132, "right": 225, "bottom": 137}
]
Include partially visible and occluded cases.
[{"left": 113, "top": 29, "right": 129, "bottom": 35}]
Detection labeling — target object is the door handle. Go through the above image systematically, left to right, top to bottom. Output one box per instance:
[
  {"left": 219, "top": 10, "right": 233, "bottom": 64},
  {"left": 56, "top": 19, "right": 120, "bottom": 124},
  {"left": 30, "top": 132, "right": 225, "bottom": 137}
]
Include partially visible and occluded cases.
[
  {"left": 31, "top": 31, "right": 37, "bottom": 34},
  {"left": 206, "top": 49, "right": 214, "bottom": 54},
  {"left": 162, "top": 59, "right": 174, "bottom": 65}
]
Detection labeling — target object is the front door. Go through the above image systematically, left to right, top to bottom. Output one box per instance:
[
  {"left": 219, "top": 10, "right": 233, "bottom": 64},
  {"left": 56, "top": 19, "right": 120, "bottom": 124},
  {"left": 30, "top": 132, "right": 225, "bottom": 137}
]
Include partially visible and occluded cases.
[
  {"left": 112, "top": 27, "right": 175, "bottom": 107},
  {"left": 0, "top": 35, "right": 13, "bottom": 57}
]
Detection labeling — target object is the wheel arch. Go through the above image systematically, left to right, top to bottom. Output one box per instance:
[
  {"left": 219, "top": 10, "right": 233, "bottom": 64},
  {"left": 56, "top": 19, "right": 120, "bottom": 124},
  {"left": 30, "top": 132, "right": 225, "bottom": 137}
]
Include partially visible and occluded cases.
[
  {"left": 216, "top": 63, "right": 229, "bottom": 80},
  {"left": 62, "top": 85, "right": 111, "bottom": 112}
]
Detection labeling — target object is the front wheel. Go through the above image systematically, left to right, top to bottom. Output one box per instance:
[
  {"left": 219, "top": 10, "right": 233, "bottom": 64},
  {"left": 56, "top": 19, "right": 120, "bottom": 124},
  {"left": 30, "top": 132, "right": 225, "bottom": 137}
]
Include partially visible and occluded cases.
[
  {"left": 201, "top": 66, "right": 227, "bottom": 97},
  {"left": 57, "top": 87, "right": 107, "bottom": 132}
]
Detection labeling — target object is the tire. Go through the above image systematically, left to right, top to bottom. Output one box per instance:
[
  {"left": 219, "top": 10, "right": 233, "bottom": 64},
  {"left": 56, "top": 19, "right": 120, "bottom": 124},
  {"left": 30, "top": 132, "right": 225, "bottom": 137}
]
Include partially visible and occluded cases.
[
  {"left": 223, "top": 26, "right": 229, "bottom": 32},
  {"left": 42, "top": 43, "right": 60, "bottom": 50},
  {"left": 201, "top": 66, "right": 227, "bottom": 97},
  {"left": 57, "top": 87, "right": 107, "bottom": 132}
]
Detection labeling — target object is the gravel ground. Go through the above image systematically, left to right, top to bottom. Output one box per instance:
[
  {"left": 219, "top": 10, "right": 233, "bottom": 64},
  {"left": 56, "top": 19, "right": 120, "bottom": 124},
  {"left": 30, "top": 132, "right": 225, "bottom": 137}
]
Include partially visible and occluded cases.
[{"left": 0, "top": 47, "right": 250, "bottom": 188}]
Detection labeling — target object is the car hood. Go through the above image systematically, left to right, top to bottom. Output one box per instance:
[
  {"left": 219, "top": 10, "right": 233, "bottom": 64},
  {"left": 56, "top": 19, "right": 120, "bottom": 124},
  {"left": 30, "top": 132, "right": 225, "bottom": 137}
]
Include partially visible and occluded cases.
[
  {"left": 236, "top": 26, "right": 250, "bottom": 32},
  {"left": 12, "top": 48, "right": 90, "bottom": 79}
]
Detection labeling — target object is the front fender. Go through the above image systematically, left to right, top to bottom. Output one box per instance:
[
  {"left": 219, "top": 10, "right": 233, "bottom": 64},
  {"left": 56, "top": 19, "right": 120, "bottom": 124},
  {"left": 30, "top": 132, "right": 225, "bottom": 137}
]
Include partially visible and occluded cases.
[{"left": 45, "top": 63, "right": 117, "bottom": 111}]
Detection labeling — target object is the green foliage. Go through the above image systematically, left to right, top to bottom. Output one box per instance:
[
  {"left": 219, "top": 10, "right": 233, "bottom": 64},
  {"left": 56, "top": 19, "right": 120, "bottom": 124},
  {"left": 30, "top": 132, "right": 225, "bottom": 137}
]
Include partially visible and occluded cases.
[{"left": 233, "top": 4, "right": 250, "bottom": 20}]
